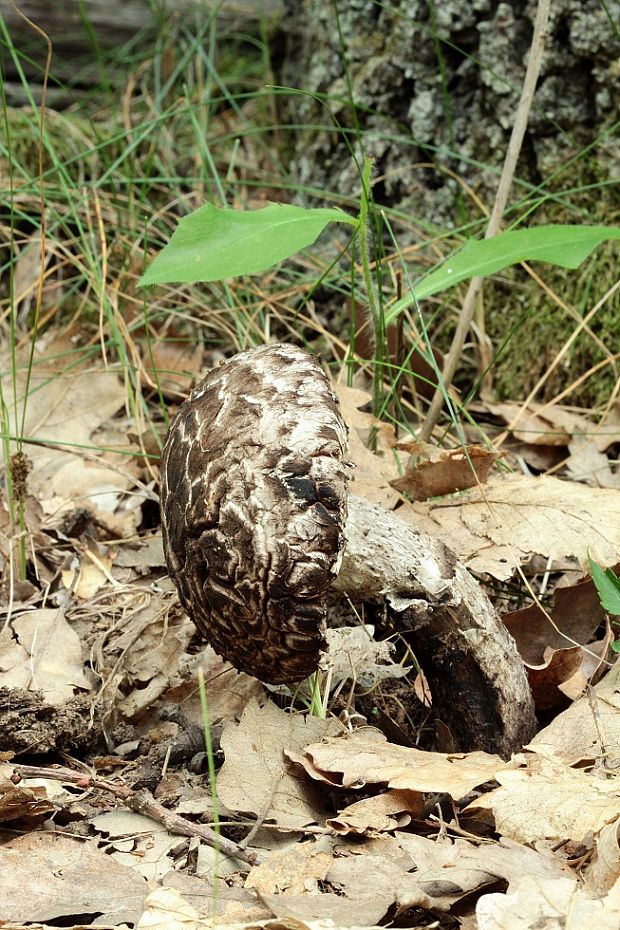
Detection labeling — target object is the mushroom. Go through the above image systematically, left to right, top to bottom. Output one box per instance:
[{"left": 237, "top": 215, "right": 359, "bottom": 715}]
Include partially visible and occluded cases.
[
  {"left": 160, "top": 343, "right": 536, "bottom": 756},
  {"left": 160, "top": 343, "right": 348, "bottom": 684}
]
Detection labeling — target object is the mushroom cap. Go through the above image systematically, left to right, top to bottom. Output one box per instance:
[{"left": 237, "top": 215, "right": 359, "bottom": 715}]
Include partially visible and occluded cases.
[{"left": 159, "top": 343, "right": 348, "bottom": 683}]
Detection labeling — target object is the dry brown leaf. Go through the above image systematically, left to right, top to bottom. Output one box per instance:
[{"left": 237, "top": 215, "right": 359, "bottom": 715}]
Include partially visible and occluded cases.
[
  {"left": 12, "top": 232, "right": 55, "bottom": 321},
  {"left": 0, "top": 336, "right": 147, "bottom": 539},
  {"left": 0, "top": 338, "right": 129, "bottom": 505},
  {"left": 143, "top": 338, "right": 204, "bottom": 395},
  {"left": 335, "top": 384, "right": 401, "bottom": 508},
  {"left": 486, "top": 398, "right": 620, "bottom": 456},
  {"left": 486, "top": 400, "right": 592, "bottom": 446},
  {"left": 597, "top": 402, "right": 620, "bottom": 452},
  {"left": 566, "top": 433, "right": 620, "bottom": 489},
  {"left": 392, "top": 442, "right": 496, "bottom": 500},
  {"left": 419, "top": 473, "right": 620, "bottom": 573},
  {"left": 398, "top": 499, "right": 523, "bottom": 581},
  {"left": 113, "top": 533, "right": 167, "bottom": 575},
  {"left": 61, "top": 552, "right": 114, "bottom": 599},
  {"left": 503, "top": 578, "right": 609, "bottom": 709},
  {"left": 504, "top": 578, "right": 606, "bottom": 667},
  {"left": 114, "top": 595, "right": 194, "bottom": 717},
  {"left": 0, "top": 609, "right": 91, "bottom": 706},
  {"left": 559, "top": 621, "right": 614, "bottom": 700},
  {"left": 324, "top": 626, "right": 411, "bottom": 691},
  {"left": 160, "top": 645, "right": 264, "bottom": 736},
  {"left": 526, "top": 646, "right": 585, "bottom": 710},
  {"left": 526, "top": 656, "right": 620, "bottom": 767},
  {"left": 218, "top": 699, "right": 341, "bottom": 831},
  {"left": 288, "top": 730, "right": 507, "bottom": 799},
  {"left": 487, "top": 757, "right": 620, "bottom": 844},
  {"left": 0, "top": 775, "right": 55, "bottom": 822},
  {"left": 327, "top": 788, "right": 419, "bottom": 835},
  {"left": 92, "top": 810, "right": 181, "bottom": 881},
  {"left": 585, "top": 818, "right": 620, "bottom": 895},
  {"left": 0, "top": 830, "right": 147, "bottom": 924},
  {"left": 397, "top": 833, "right": 572, "bottom": 914},
  {"left": 245, "top": 840, "right": 332, "bottom": 895},
  {"left": 259, "top": 844, "right": 427, "bottom": 925},
  {"left": 325, "top": 852, "right": 433, "bottom": 921},
  {"left": 160, "top": 870, "right": 271, "bottom": 922},
  {"left": 476, "top": 873, "right": 620, "bottom": 930},
  {"left": 136, "top": 887, "right": 200, "bottom": 930},
  {"left": 261, "top": 888, "right": 389, "bottom": 924}
]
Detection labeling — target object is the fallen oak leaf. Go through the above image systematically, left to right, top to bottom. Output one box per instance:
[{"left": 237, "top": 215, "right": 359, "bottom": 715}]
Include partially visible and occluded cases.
[
  {"left": 335, "top": 383, "right": 401, "bottom": 509},
  {"left": 484, "top": 399, "right": 587, "bottom": 447},
  {"left": 392, "top": 442, "right": 497, "bottom": 501},
  {"left": 417, "top": 473, "right": 620, "bottom": 572},
  {"left": 503, "top": 575, "right": 611, "bottom": 709},
  {"left": 504, "top": 577, "right": 606, "bottom": 667},
  {"left": 0, "top": 609, "right": 92, "bottom": 706},
  {"left": 525, "top": 645, "right": 584, "bottom": 711},
  {"left": 525, "top": 655, "right": 620, "bottom": 767},
  {"left": 217, "top": 698, "right": 342, "bottom": 831},
  {"left": 287, "top": 729, "right": 508, "bottom": 799},
  {"left": 479, "top": 757, "right": 620, "bottom": 845},
  {"left": 0, "top": 775, "right": 55, "bottom": 822},
  {"left": 326, "top": 788, "right": 420, "bottom": 835},
  {"left": 585, "top": 817, "right": 620, "bottom": 895},
  {"left": 397, "top": 832, "right": 573, "bottom": 912},
  {"left": 245, "top": 841, "right": 333, "bottom": 896},
  {"left": 476, "top": 871, "right": 620, "bottom": 930}
]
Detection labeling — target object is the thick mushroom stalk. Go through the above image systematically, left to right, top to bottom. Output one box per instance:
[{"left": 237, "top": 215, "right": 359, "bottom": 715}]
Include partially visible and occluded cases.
[{"left": 160, "top": 344, "right": 536, "bottom": 756}]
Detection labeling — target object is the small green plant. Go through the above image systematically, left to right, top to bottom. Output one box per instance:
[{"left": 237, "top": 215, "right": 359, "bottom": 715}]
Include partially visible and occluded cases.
[
  {"left": 140, "top": 195, "right": 620, "bottom": 294},
  {"left": 139, "top": 196, "right": 620, "bottom": 382},
  {"left": 589, "top": 558, "right": 620, "bottom": 654}
]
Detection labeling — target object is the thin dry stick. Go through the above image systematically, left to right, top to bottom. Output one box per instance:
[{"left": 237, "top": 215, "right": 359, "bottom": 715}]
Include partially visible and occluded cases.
[
  {"left": 419, "top": 0, "right": 552, "bottom": 442},
  {"left": 11, "top": 762, "right": 263, "bottom": 867}
]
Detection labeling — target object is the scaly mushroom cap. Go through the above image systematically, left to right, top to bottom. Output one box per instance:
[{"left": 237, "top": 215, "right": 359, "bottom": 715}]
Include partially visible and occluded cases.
[{"left": 160, "top": 343, "right": 348, "bottom": 683}]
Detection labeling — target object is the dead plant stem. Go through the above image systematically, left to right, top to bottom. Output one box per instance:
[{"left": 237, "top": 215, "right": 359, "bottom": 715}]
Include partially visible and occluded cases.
[{"left": 419, "top": 0, "right": 552, "bottom": 442}]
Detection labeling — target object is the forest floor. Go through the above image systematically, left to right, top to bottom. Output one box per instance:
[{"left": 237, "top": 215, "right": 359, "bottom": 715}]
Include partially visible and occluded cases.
[{"left": 1, "top": 8, "right": 620, "bottom": 930}]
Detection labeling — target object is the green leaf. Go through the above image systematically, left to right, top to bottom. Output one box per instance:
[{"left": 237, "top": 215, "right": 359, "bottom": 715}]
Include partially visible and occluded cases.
[
  {"left": 140, "top": 202, "right": 357, "bottom": 285},
  {"left": 386, "top": 224, "right": 620, "bottom": 322},
  {"left": 589, "top": 557, "right": 620, "bottom": 616}
]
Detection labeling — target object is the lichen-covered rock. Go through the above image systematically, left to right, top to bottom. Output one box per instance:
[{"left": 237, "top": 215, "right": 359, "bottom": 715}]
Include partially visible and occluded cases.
[
  {"left": 279, "top": 0, "right": 620, "bottom": 224},
  {"left": 160, "top": 344, "right": 348, "bottom": 684}
]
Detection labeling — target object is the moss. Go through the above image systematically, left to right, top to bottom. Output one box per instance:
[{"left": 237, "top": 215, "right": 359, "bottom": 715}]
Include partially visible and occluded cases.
[{"left": 479, "top": 236, "right": 620, "bottom": 408}]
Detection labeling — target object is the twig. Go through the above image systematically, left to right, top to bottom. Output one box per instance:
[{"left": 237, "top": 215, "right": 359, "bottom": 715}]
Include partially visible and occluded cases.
[
  {"left": 419, "top": 0, "right": 552, "bottom": 442},
  {"left": 11, "top": 762, "right": 263, "bottom": 867}
]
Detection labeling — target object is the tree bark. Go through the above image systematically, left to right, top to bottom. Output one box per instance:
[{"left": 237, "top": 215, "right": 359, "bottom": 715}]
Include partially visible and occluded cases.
[
  {"left": 278, "top": 0, "right": 619, "bottom": 228},
  {"left": 336, "top": 495, "right": 537, "bottom": 758}
]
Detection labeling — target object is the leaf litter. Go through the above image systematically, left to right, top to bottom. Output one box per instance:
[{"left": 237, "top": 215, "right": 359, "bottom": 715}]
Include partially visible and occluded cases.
[{"left": 1, "top": 352, "right": 620, "bottom": 929}]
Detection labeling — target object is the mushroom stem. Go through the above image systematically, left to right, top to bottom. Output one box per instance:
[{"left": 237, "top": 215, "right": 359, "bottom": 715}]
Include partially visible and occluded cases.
[{"left": 333, "top": 495, "right": 537, "bottom": 758}]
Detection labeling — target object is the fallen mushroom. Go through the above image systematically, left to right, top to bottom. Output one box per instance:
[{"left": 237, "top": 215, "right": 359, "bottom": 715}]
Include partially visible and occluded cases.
[{"left": 160, "top": 343, "right": 536, "bottom": 756}]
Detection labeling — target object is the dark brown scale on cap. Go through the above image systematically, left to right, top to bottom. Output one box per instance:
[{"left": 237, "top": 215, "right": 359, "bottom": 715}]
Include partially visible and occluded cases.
[{"left": 159, "top": 343, "right": 348, "bottom": 683}]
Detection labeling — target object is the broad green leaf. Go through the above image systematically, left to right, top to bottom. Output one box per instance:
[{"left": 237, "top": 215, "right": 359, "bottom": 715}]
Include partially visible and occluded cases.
[
  {"left": 140, "top": 202, "right": 356, "bottom": 285},
  {"left": 386, "top": 224, "right": 620, "bottom": 322},
  {"left": 589, "top": 557, "right": 620, "bottom": 616}
]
